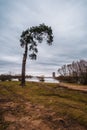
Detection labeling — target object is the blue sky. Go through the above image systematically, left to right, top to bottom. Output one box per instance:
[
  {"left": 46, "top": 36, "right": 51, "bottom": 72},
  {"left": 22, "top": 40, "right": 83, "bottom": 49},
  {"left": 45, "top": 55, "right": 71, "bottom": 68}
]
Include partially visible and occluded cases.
[{"left": 0, "top": 0, "right": 87, "bottom": 76}]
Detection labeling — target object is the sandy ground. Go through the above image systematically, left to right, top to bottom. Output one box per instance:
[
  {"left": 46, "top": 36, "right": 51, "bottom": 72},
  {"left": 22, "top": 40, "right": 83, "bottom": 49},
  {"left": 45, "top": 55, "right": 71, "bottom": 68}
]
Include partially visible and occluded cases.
[{"left": 0, "top": 98, "right": 86, "bottom": 130}]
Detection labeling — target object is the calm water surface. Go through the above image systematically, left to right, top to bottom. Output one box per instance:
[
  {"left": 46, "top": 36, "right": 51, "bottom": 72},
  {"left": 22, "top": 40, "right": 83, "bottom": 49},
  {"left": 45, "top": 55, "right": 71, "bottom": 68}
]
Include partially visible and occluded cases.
[
  {"left": 12, "top": 77, "right": 59, "bottom": 83},
  {"left": 26, "top": 77, "right": 59, "bottom": 83}
]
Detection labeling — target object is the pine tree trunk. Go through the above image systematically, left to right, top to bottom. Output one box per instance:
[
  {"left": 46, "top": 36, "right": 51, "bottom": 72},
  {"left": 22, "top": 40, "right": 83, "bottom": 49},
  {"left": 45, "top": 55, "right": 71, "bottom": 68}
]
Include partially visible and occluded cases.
[{"left": 21, "top": 44, "right": 28, "bottom": 87}]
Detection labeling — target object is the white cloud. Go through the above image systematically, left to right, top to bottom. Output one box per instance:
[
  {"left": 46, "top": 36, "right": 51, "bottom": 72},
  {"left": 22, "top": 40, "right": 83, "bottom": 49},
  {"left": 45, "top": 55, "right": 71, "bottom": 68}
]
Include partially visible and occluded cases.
[
  {"left": 0, "top": 0, "right": 87, "bottom": 76},
  {"left": 0, "top": 56, "right": 20, "bottom": 63}
]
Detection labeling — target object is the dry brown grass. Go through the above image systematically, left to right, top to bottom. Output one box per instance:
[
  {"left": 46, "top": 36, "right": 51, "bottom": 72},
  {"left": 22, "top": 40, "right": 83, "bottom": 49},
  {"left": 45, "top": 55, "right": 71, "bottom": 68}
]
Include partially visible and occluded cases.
[{"left": 0, "top": 81, "right": 87, "bottom": 130}]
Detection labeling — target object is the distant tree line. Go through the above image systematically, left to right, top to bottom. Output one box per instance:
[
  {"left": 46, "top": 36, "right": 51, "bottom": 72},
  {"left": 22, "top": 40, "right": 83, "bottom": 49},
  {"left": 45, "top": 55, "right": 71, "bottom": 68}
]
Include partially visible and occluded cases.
[
  {"left": 57, "top": 60, "right": 87, "bottom": 85},
  {"left": 0, "top": 74, "right": 32, "bottom": 81},
  {"left": 0, "top": 74, "right": 12, "bottom": 81}
]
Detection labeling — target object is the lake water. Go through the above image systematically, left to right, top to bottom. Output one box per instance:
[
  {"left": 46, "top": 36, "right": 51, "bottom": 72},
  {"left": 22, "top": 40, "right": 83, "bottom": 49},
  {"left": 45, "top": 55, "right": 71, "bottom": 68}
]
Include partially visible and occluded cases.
[
  {"left": 12, "top": 77, "right": 59, "bottom": 83},
  {"left": 26, "top": 77, "right": 59, "bottom": 83}
]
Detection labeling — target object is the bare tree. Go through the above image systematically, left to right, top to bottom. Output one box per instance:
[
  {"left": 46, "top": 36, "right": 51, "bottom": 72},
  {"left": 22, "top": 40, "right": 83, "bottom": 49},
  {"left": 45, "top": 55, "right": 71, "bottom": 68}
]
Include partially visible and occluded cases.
[{"left": 58, "top": 60, "right": 87, "bottom": 84}]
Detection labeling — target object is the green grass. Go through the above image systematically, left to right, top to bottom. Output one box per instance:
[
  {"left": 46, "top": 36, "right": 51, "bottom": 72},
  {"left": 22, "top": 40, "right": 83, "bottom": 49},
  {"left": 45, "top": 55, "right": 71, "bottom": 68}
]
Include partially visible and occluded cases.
[{"left": 0, "top": 81, "right": 87, "bottom": 128}]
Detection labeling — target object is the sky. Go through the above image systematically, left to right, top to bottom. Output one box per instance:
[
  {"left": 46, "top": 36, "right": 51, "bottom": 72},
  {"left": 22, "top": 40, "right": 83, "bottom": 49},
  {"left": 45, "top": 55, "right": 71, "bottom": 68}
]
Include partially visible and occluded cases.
[{"left": 0, "top": 0, "right": 87, "bottom": 76}]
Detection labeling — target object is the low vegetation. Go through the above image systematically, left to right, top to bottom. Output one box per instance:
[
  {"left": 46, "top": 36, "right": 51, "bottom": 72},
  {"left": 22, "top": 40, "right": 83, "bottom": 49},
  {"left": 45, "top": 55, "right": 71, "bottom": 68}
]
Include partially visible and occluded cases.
[{"left": 0, "top": 81, "right": 87, "bottom": 130}]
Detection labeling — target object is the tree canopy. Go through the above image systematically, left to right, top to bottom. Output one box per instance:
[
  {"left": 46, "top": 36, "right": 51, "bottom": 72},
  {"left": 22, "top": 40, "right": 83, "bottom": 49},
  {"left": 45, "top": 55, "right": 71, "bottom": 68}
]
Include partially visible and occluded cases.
[{"left": 20, "top": 24, "right": 53, "bottom": 60}]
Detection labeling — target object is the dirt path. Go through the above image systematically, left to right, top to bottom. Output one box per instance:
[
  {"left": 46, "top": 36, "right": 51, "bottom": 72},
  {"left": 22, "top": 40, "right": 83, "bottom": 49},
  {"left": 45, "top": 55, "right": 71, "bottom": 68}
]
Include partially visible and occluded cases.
[{"left": 58, "top": 82, "right": 87, "bottom": 92}]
